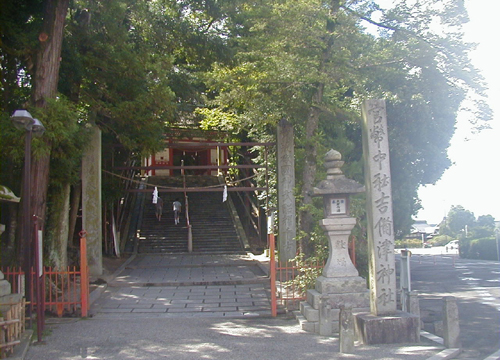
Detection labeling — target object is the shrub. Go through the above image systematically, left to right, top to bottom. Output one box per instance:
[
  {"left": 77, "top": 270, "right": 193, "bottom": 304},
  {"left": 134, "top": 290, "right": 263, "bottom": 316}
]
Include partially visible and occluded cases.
[
  {"left": 428, "top": 235, "right": 452, "bottom": 246},
  {"left": 461, "top": 237, "right": 498, "bottom": 260},
  {"left": 395, "top": 238, "right": 423, "bottom": 249},
  {"left": 283, "top": 253, "right": 324, "bottom": 296}
]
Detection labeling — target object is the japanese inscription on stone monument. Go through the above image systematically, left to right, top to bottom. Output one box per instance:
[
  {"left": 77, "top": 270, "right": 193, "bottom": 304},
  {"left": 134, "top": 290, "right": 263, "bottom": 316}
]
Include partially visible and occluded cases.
[
  {"left": 361, "top": 99, "right": 397, "bottom": 315},
  {"left": 331, "top": 198, "right": 347, "bottom": 215}
]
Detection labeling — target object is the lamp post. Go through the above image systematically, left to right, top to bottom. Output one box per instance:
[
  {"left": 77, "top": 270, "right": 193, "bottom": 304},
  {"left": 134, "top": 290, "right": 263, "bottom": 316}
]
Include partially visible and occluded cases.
[{"left": 11, "top": 110, "right": 45, "bottom": 328}]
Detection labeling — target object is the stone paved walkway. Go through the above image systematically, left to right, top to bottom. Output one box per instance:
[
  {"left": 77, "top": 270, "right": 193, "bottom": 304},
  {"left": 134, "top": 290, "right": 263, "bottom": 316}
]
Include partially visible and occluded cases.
[{"left": 90, "top": 254, "right": 272, "bottom": 318}]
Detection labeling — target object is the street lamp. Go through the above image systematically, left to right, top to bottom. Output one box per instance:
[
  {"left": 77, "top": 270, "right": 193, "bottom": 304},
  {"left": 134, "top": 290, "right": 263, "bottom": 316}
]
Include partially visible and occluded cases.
[{"left": 10, "top": 109, "right": 45, "bottom": 328}]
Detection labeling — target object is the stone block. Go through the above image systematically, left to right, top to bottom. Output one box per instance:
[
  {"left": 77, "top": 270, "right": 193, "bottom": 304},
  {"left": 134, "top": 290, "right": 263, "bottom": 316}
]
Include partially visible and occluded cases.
[
  {"left": 315, "top": 276, "right": 368, "bottom": 294},
  {"left": 0, "top": 280, "right": 11, "bottom": 297},
  {"left": 307, "top": 289, "right": 321, "bottom": 309},
  {"left": 324, "top": 291, "right": 370, "bottom": 309},
  {"left": 0, "top": 293, "right": 22, "bottom": 305},
  {"left": 319, "top": 296, "right": 333, "bottom": 336},
  {"left": 443, "top": 296, "right": 461, "bottom": 348},
  {"left": 300, "top": 301, "right": 319, "bottom": 322},
  {"left": 339, "top": 307, "right": 355, "bottom": 353},
  {"left": 355, "top": 311, "right": 420, "bottom": 344},
  {"left": 296, "top": 312, "right": 318, "bottom": 333}
]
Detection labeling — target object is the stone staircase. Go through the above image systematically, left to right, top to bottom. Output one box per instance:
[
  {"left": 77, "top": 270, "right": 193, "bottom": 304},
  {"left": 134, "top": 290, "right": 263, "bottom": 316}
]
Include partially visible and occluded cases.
[{"left": 137, "top": 176, "right": 244, "bottom": 254}]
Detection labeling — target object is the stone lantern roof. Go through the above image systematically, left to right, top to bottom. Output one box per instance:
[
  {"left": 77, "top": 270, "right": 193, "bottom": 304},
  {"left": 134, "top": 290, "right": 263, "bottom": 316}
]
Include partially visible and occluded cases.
[
  {"left": 313, "top": 149, "right": 365, "bottom": 196},
  {"left": 0, "top": 185, "right": 20, "bottom": 203}
]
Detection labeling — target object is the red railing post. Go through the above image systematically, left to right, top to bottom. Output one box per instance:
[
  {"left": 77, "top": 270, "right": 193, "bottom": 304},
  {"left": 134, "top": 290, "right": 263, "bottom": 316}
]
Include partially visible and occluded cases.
[
  {"left": 79, "top": 231, "right": 89, "bottom": 317},
  {"left": 269, "top": 232, "right": 277, "bottom": 317}
]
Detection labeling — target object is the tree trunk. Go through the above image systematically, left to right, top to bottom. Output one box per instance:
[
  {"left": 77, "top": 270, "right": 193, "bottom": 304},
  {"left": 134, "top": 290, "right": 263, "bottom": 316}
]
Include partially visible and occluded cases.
[
  {"left": 28, "top": 0, "right": 69, "bottom": 228},
  {"left": 33, "top": 0, "right": 69, "bottom": 107}
]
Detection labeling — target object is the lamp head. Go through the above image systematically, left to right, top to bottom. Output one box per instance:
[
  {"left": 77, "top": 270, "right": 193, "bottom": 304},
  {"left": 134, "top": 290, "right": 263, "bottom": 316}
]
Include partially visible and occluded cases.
[
  {"left": 11, "top": 110, "right": 35, "bottom": 131},
  {"left": 31, "top": 118, "right": 46, "bottom": 137}
]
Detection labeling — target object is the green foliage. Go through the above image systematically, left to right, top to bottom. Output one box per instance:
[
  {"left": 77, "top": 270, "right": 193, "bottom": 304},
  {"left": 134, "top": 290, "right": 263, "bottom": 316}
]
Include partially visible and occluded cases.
[
  {"left": 0, "top": 0, "right": 43, "bottom": 110},
  {"left": 1, "top": 0, "right": 494, "bottom": 271},
  {"left": 61, "top": 0, "right": 178, "bottom": 156},
  {"left": 199, "top": 0, "right": 491, "bottom": 240},
  {"left": 29, "top": 97, "right": 89, "bottom": 187},
  {"left": 196, "top": 108, "right": 240, "bottom": 133},
  {"left": 439, "top": 205, "right": 495, "bottom": 239},
  {"left": 440, "top": 205, "right": 476, "bottom": 236},
  {"left": 471, "top": 215, "right": 496, "bottom": 238},
  {"left": 352, "top": 234, "right": 370, "bottom": 280},
  {"left": 428, "top": 235, "right": 453, "bottom": 246},
  {"left": 461, "top": 237, "right": 498, "bottom": 261},
  {"left": 395, "top": 238, "right": 423, "bottom": 249},
  {"left": 283, "top": 253, "right": 324, "bottom": 296}
]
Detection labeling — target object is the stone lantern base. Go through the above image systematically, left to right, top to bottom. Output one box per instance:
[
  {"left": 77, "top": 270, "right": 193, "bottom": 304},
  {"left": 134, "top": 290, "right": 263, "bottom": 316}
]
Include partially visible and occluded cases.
[{"left": 298, "top": 276, "right": 370, "bottom": 335}]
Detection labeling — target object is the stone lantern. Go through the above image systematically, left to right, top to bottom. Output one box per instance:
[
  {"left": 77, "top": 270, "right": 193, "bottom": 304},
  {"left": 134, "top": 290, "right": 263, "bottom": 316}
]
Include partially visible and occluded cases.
[
  {"left": 298, "top": 149, "right": 369, "bottom": 335},
  {"left": 313, "top": 149, "right": 365, "bottom": 278}
]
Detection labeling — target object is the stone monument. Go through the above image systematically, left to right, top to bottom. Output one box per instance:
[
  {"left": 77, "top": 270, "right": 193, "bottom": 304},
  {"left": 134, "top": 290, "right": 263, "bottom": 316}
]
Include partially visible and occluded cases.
[
  {"left": 357, "top": 99, "right": 419, "bottom": 344},
  {"left": 298, "top": 149, "right": 369, "bottom": 335}
]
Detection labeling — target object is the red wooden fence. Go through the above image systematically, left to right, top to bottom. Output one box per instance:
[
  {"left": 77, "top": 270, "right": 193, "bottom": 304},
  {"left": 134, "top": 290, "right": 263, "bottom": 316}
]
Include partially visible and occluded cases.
[{"left": 1, "top": 236, "right": 89, "bottom": 319}]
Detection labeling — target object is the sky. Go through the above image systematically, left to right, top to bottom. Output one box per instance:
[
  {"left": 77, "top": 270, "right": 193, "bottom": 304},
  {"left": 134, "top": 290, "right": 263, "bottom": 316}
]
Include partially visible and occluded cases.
[{"left": 415, "top": 0, "right": 500, "bottom": 224}]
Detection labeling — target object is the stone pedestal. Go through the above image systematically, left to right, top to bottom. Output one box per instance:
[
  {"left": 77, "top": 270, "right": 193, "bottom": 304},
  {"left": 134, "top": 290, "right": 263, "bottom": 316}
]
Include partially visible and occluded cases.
[
  {"left": 300, "top": 276, "right": 369, "bottom": 335},
  {"left": 355, "top": 311, "right": 420, "bottom": 344}
]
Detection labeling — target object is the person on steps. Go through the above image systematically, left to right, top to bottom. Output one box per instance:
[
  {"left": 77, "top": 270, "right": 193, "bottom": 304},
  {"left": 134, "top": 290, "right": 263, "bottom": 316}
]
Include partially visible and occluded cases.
[
  {"left": 155, "top": 196, "right": 163, "bottom": 221},
  {"left": 173, "top": 198, "right": 182, "bottom": 225}
]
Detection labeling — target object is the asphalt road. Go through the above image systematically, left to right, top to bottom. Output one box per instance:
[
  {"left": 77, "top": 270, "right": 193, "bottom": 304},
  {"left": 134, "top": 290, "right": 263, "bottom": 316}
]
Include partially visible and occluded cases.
[{"left": 397, "top": 246, "right": 500, "bottom": 359}]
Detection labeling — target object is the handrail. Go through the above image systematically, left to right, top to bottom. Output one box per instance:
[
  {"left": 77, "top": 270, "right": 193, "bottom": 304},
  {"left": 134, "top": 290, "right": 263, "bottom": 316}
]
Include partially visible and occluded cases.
[
  {"left": 222, "top": 148, "right": 266, "bottom": 245},
  {"left": 109, "top": 159, "right": 139, "bottom": 256},
  {"left": 181, "top": 160, "right": 193, "bottom": 252}
]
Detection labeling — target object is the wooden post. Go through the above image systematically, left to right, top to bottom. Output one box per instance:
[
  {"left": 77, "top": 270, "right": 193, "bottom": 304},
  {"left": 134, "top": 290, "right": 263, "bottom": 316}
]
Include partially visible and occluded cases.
[
  {"left": 188, "top": 225, "right": 193, "bottom": 253},
  {"left": 80, "top": 231, "right": 89, "bottom": 317}
]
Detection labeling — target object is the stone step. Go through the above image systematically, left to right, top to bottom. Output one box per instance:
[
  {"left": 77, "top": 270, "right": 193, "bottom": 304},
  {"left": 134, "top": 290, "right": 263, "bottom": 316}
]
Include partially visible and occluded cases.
[
  {"left": 137, "top": 179, "right": 243, "bottom": 254},
  {"left": 294, "top": 311, "right": 318, "bottom": 333}
]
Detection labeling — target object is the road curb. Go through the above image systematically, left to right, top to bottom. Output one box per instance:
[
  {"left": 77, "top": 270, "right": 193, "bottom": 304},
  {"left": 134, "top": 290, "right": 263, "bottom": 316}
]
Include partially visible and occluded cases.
[
  {"left": 9, "top": 329, "right": 32, "bottom": 360},
  {"left": 421, "top": 330, "right": 444, "bottom": 345},
  {"left": 422, "top": 331, "right": 461, "bottom": 360},
  {"left": 425, "top": 348, "right": 462, "bottom": 360},
  {"left": 484, "top": 349, "right": 500, "bottom": 360}
]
